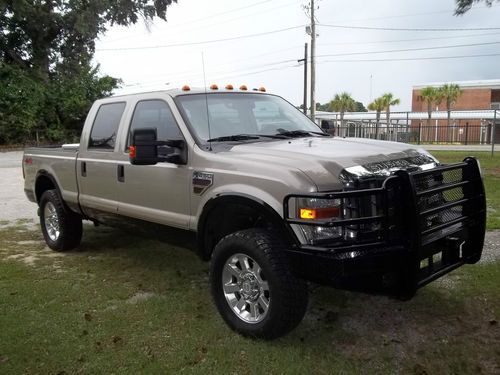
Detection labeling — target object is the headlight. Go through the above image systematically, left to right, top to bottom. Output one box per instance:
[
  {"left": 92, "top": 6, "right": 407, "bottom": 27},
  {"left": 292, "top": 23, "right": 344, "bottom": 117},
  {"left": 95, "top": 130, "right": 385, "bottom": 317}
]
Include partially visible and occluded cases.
[
  {"left": 291, "top": 197, "right": 343, "bottom": 245},
  {"left": 295, "top": 197, "right": 341, "bottom": 220}
]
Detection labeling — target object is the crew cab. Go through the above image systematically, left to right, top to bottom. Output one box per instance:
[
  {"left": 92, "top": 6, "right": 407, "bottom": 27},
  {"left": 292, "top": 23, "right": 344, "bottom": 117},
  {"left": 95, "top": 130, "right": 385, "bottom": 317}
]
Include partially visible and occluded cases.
[{"left": 23, "top": 87, "right": 486, "bottom": 339}]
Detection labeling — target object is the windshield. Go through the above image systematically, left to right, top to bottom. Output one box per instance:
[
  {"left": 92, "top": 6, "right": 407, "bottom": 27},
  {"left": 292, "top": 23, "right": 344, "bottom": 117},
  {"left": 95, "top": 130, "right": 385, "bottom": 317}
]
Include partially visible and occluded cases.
[{"left": 175, "top": 93, "right": 323, "bottom": 142}]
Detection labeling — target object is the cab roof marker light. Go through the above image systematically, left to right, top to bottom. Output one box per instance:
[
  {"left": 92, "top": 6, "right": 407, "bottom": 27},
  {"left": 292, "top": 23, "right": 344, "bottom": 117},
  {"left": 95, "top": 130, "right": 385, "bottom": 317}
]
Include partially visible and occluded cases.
[
  {"left": 210, "top": 84, "right": 218, "bottom": 90},
  {"left": 225, "top": 84, "right": 234, "bottom": 90},
  {"left": 182, "top": 85, "right": 190, "bottom": 91},
  {"left": 239, "top": 85, "right": 248, "bottom": 91},
  {"left": 259, "top": 87, "right": 266, "bottom": 92}
]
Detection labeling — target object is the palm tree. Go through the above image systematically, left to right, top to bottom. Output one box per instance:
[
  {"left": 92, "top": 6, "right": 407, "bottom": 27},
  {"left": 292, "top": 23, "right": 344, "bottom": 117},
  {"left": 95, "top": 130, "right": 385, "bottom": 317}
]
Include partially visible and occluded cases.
[
  {"left": 440, "top": 83, "right": 462, "bottom": 127},
  {"left": 420, "top": 86, "right": 439, "bottom": 127},
  {"left": 328, "top": 92, "right": 357, "bottom": 128},
  {"left": 381, "top": 93, "right": 400, "bottom": 141},
  {"left": 368, "top": 97, "right": 386, "bottom": 139}
]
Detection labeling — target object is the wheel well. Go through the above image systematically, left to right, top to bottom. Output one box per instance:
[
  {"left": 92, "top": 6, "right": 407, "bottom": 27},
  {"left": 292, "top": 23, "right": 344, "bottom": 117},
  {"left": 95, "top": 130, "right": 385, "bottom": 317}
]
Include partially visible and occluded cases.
[
  {"left": 35, "top": 174, "right": 57, "bottom": 203},
  {"left": 197, "top": 195, "right": 292, "bottom": 260}
]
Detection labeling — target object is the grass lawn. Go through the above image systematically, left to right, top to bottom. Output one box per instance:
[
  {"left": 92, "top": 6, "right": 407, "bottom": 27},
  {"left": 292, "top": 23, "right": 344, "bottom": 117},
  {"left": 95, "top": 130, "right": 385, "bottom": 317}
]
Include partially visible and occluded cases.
[
  {"left": 431, "top": 151, "right": 500, "bottom": 230},
  {"left": 0, "top": 220, "right": 499, "bottom": 374}
]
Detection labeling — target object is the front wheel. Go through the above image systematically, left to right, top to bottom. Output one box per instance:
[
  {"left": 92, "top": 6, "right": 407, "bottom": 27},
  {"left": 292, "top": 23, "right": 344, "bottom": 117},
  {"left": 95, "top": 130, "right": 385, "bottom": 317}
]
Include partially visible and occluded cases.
[
  {"left": 39, "top": 189, "right": 82, "bottom": 251},
  {"left": 210, "top": 229, "right": 308, "bottom": 339}
]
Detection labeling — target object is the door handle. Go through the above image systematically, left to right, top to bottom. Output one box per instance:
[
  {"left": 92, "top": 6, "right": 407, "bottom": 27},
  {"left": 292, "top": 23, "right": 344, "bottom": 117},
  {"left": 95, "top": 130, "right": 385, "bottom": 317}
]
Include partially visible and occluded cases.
[
  {"left": 81, "top": 161, "right": 86, "bottom": 177},
  {"left": 117, "top": 164, "right": 125, "bottom": 182}
]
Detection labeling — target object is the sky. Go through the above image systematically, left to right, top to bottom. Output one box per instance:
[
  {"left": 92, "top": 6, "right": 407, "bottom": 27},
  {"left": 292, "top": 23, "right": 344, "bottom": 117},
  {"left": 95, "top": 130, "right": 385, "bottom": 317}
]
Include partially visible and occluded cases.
[{"left": 93, "top": 0, "right": 500, "bottom": 111}]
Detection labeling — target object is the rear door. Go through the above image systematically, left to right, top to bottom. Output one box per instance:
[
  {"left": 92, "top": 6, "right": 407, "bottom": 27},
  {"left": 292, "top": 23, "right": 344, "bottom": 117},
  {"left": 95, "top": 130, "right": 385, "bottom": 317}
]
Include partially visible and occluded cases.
[
  {"left": 115, "top": 96, "right": 191, "bottom": 229},
  {"left": 77, "top": 101, "right": 128, "bottom": 218}
]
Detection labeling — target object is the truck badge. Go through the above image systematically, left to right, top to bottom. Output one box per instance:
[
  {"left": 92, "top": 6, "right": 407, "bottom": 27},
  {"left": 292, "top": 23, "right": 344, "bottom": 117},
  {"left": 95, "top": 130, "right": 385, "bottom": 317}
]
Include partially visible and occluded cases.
[{"left": 193, "top": 171, "right": 214, "bottom": 195}]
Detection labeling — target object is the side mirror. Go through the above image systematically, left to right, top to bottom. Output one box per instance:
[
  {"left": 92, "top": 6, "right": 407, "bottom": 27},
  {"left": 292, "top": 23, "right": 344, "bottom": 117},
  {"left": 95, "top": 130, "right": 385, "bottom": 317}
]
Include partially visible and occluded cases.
[
  {"left": 321, "top": 120, "right": 330, "bottom": 130},
  {"left": 130, "top": 128, "right": 186, "bottom": 165},
  {"left": 130, "top": 128, "right": 159, "bottom": 165}
]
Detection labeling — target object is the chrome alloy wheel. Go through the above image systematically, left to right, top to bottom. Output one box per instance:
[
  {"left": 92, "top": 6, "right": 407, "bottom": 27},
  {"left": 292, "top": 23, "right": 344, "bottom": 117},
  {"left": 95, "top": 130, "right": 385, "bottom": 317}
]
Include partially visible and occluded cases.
[
  {"left": 44, "top": 201, "right": 60, "bottom": 241},
  {"left": 222, "top": 253, "right": 271, "bottom": 324}
]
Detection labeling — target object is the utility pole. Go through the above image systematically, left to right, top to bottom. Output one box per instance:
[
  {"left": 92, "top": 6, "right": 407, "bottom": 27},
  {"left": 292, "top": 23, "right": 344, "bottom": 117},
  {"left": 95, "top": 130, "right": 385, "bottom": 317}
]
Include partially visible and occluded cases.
[
  {"left": 310, "top": 0, "right": 316, "bottom": 121},
  {"left": 298, "top": 43, "right": 308, "bottom": 115}
]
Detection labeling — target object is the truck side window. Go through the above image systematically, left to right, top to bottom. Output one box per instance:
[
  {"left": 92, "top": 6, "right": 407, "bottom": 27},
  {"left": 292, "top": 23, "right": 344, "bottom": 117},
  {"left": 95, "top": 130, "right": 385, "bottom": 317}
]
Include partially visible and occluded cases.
[
  {"left": 128, "top": 100, "right": 183, "bottom": 153},
  {"left": 88, "top": 102, "right": 126, "bottom": 150}
]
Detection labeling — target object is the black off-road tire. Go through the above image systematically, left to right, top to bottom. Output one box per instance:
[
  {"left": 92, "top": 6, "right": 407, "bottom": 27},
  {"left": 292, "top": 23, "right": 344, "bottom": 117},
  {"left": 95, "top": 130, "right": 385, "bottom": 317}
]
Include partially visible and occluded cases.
[
  {"left": 39, "top": 189, "right": 83, "bottom": 251},
  {"left": 210, "top": 228, "right": 308, "bottom": 339}
]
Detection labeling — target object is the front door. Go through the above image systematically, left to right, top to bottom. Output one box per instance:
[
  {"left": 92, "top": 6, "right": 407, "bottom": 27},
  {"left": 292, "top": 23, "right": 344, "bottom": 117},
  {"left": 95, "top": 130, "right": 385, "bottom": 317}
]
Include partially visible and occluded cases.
[{"left": 115, "top": 98, "right": 191, "bottom": 230}]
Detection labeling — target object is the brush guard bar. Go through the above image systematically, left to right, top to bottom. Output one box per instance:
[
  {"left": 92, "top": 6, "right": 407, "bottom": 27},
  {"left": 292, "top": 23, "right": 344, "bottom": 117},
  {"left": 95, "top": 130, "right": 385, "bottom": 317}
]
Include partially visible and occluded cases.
[{"left": 284, "top": 157, "right": 486, "bottom": 296}]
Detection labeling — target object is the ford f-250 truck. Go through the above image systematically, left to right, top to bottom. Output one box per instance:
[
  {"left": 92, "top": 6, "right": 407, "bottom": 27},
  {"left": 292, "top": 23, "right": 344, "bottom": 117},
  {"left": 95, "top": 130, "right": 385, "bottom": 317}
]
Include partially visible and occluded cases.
[{"left": 23, "top": 87, "right": 486, "bottom": 339}]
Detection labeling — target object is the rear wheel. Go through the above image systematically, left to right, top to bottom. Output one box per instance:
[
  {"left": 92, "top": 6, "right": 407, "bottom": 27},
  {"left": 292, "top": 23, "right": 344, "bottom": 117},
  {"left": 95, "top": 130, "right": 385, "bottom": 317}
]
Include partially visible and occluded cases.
[
  {"left": 40, "top": 190, "right": 82, "bottom": 251},
  {"left": 210, "top": 228, "right": 308, "bottom": 339}
]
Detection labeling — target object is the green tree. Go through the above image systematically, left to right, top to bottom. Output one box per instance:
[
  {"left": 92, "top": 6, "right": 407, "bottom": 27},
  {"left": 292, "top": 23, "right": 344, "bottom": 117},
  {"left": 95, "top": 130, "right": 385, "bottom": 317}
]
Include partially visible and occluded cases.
[
  {"left": 0, "top": 0, "right": 176, "bottom": 144},
  {"left": 455, "top": 0, "right": 498, "bottom": 14},
  {"left": 439, "top": 83, "right": 462, "bottom": 127},
  {"left": 420, "top": 87, "right": 444, "bottom": 127},
  {"left": 328, "top": 92, "right": 357, "bottom": 127},
  {"left": 381, "top": 93, "right": 400, "bottom": 140},
  {"left": 368, "top": 97, "right": 386, "bottom": 138},
  {"left": 355, "top": 101, "right": 368, "bottom": 112},
  {"left": 315, "top": 102, "right": 330, "bottom": 111}
]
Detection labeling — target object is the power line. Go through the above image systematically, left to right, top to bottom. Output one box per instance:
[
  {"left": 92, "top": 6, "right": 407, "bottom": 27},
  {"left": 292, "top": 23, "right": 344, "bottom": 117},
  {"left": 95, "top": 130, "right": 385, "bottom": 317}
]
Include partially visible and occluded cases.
[
  {"left": 102, "top": 0, "right": 302, "bottom": 44},
  {"left": 102, "top": 0, "right": 272, "bottom": 43},
  {"left": 320, "top": 4, "right": 500, "bottom": 24},
  {"left": 318, "top": 23, "right": 500, "bottom": 32},
  {"left": 96, "top": 25, "right": 305, "bottom": 51},
  {"left": 318, "top": 31, "right": 500, "bottom": 47},
  {"left": 116, "top": 39, "right": 500, "bottom": 88},
  {"left": 316, "top": 41, "right": 500, "bottom": 58},
  {"left": 318, "top": 52, "right": 500, "bottom": 64},
  {"left": 122, "top": 58, "right": 300, "bottom": 87},
  {"left": 122, "top": 63, "right": 300, "bottom": 89}
]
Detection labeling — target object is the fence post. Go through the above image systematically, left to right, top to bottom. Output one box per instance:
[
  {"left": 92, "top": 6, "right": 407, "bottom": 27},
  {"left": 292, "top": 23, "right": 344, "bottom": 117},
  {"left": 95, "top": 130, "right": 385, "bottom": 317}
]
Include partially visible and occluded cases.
[
  {"left": 492, "top": 110, "right": 497, "bottom": 157},
  {"left": 418, "top": 121, "right": 421, "bottom": 145},
  {"left": 465, "top": 122, "right": 469, "bottom": 146}
]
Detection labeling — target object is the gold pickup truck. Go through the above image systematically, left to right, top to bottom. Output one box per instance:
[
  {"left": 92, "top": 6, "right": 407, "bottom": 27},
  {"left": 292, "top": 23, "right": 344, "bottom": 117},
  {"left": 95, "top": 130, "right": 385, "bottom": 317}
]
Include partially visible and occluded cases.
[{"left": 23, "top": 88, "right": 486, "bottom": 339}]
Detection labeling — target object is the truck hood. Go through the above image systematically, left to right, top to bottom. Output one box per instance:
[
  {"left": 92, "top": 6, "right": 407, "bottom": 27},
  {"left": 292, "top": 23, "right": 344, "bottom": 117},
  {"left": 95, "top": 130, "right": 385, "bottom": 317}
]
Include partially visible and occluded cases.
[{"left": 227, "top": 137, "right": 437, "bottom": 191}]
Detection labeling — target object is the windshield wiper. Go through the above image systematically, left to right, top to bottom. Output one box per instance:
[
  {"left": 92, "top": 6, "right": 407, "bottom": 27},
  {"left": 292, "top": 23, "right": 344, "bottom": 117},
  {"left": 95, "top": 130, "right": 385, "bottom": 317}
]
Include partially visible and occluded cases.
[
  {"left": 274, "top": 130, "right": 330, "bottom": 138},
  {"left": 207, "top": 133, "right": 291, "bottom": 142},
  {"left": 206, "top": 134, "right": 260, "bottom": 142}
]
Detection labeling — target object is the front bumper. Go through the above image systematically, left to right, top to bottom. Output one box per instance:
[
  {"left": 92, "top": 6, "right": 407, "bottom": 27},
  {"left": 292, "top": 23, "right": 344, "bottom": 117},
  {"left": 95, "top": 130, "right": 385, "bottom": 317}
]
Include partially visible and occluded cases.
[{"left": 283, "top": 158, "right": 486, "bottom": 296}]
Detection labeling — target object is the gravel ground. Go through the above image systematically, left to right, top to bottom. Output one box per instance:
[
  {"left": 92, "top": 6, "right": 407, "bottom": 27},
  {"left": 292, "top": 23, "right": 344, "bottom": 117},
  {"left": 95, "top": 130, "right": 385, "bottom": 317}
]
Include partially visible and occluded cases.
[
  {"left": 1, "top": 150, "right": 498, "bottom": 262},
  {"left": 0, "top": 151, "right": 38, "bottom": 223}
]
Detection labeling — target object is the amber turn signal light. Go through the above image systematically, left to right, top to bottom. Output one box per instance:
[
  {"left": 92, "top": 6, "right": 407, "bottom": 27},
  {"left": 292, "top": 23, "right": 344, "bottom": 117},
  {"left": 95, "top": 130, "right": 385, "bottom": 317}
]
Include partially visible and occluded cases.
[
  {"left": 129, "top": 145, "right": 136, "bottom": 158},
  {"left": 299, "top": 207, "right": 340, "bottom": 220}
]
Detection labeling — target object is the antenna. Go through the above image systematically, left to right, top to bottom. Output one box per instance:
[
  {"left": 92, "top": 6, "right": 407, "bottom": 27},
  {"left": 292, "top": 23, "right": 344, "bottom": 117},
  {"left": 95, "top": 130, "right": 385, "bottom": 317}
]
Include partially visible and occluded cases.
[{"left": 201, "top": 52, "right": 212, "bottom": 151}]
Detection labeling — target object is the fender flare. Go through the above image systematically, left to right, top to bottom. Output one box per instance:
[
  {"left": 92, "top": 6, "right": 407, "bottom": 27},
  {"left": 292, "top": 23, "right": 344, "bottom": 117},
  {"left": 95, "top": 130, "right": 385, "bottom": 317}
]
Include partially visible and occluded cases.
[
  {"left": 35, "top": 170, "right": 63, "bottom": 202},
  {"left": 196, "top": 193, "right": 296, "bottom": 260}
]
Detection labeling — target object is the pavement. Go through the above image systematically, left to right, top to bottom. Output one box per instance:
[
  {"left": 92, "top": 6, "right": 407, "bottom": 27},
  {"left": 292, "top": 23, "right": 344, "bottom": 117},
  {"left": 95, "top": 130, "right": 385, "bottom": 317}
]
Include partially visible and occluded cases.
[
  {"left": 0, "top": 150, "right": 498, "bottom": 262},
  {"left": 0, "top": 151, "right": 38, "bottom": 222}
]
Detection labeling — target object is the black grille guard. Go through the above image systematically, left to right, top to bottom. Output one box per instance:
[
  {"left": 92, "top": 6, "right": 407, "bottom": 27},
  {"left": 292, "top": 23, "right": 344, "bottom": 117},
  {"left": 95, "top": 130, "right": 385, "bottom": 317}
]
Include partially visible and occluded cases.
[{"left": 284, "top": 157, "right": 486, "bottom": 295}]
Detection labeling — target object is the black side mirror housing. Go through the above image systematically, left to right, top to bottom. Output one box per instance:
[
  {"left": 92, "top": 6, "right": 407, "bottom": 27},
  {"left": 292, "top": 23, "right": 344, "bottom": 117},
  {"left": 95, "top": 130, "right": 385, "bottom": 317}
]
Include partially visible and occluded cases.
[{"left": 130, "top": 128, "right": 186, "bottom": 165}]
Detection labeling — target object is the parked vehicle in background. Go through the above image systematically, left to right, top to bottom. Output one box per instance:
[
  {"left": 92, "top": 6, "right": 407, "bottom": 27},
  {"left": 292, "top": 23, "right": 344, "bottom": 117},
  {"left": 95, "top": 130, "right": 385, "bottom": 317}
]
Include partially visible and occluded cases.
[{"left": 23, "top": 86, "right": 486, "bottom": 339}]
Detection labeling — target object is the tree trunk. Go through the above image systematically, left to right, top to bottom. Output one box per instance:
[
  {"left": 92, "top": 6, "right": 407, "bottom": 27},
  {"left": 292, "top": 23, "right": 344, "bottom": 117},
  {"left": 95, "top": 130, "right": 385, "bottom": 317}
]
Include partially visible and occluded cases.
[
  {"left": 446, "top": 99, "right": 451, "bottom": 142},
  {"left": 427, "top": 102, "right": 432, "bottom": 128},
  {"left": 386, "top": 109, "right": 391, "bottom": 141}
]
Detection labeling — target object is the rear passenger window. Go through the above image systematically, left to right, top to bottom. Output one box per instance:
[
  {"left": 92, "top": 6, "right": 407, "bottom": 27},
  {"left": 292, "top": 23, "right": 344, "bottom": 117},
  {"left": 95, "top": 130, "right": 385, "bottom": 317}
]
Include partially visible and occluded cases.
[
  {"left": 128, "top": 100, "right": 183, "bottom": 150},
  {"left": 89, "top": 102, "right": 126, "bottom": 150}
]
